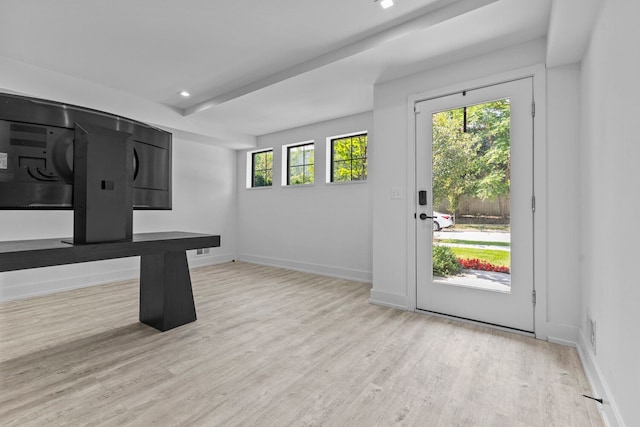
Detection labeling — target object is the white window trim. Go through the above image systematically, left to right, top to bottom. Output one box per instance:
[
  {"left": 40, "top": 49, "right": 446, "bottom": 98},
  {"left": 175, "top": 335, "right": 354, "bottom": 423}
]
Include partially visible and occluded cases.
[{"left": 246, "top": 148, "right": 274, "bottom": 189}]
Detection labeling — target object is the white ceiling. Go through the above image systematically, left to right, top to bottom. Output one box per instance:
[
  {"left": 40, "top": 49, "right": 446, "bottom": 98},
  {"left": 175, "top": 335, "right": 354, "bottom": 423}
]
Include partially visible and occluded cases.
[{"left": 0, "top": 0, "right": 595, "bottom": 147}]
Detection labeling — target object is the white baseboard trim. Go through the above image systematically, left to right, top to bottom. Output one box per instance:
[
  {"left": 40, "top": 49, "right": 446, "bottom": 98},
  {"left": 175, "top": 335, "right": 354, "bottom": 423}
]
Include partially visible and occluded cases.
[
  {"left": 188, "top": 252, "right": 235, "bottom": 269},
  {"left": 0, "top": 253, "right": 234, "bottom": 303},
  {"left": 237, "top": 253, "right": 372, "bottom": 283},
  {"left": 0, "top": 265, "right": 139, "bottom": 302},
  {"left": 369, "top": 289, "right": 408, "bottom": 310},
  {"left": 545, "top": 322, "right": 579, "bottom": 346},
  {"left": 576, "top": 329, "right": 626, "bottom": 427},
  {"left": 547, "top": 336, "right": 576, "bottom": 347}
]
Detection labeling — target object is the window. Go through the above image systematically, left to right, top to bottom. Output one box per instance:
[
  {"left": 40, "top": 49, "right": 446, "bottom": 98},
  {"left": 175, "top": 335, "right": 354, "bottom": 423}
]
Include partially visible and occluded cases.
[
  {"left": 330, "top": 133, "right": 368, "bottom": 182},
  {"left": 286, "top": 142, "right": 314, "bottom": 185},
  {"left": 251, "top": 150, "right": 273, "bottom": 187}
]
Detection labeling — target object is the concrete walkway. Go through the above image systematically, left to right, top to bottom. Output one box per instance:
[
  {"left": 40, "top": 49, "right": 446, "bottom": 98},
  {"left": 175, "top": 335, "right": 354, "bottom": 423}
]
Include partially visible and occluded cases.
[
  {"left": 434, "top": 229, "right": 510, "bottom": 243},
  {"left": 434, "top": 269, "right": 511, "bottom": 293}
]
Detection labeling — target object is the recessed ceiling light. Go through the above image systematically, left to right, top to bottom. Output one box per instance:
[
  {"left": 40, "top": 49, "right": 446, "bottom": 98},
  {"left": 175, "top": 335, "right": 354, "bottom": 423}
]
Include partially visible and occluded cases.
[
  {"left": 379, "top": 0, "right": 394, "bottom": 9},
  {"left": 178, "top": 90, "right": 191, "bottom": 97}
]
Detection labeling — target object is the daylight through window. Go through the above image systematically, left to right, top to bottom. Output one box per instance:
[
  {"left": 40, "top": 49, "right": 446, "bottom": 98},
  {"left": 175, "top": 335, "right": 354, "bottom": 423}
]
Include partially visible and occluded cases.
[
  {"left": 330, "top": 133, "right": 368, "bottom": 182},
  {"left": 287, "top": 143, "right": 314, "bottom": 185},
  {"left": 252, "top": 150, "right": 273, "bottom": 187}
]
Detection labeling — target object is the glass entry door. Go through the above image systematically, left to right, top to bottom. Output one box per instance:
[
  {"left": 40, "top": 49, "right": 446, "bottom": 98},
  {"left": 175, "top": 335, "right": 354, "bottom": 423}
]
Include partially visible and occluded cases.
[{"left": 415, "top": 78, "right": 534, "bottom": 332}]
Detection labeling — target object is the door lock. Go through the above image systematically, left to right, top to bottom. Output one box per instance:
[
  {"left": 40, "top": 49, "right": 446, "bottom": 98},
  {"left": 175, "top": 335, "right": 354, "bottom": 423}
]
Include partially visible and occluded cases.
[{"left": 418, "top": 190, "right": 427, "bottom": 206}]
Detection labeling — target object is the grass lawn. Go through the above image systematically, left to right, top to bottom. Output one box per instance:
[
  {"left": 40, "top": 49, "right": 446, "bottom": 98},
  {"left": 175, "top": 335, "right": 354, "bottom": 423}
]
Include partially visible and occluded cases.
[{"left": 449, "top": 247, "right": 510, "bottom": 267}]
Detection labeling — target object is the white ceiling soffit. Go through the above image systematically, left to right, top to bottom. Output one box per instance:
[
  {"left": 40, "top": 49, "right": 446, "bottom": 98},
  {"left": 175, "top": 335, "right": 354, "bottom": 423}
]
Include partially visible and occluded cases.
[
  {"left": 0, "top": 0, "right": 554, "bottom": 145},
  {"left": 0, "top": 0, "right": 444, "bottom": 104},
  {"left": 183, "top": 0, "right": 500, "bottom": 116},
  {"left": 188, "top": 0, "right": 551, "bottom": 136},
  {"left": 546, "top": 0, "right": 602, "bottom": 67}
]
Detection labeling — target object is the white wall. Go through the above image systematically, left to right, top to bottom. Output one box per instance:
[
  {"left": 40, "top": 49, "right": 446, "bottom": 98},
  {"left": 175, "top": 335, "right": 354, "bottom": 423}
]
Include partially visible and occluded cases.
[
  {"left": 579, "top": 1, "right": 640, "bottom": 426},
  {"left": 545, "top": 64, "right": 582, "bottom": 342},
  {"left": 236, "top": 112, "right": 372, "bottom": 282}
]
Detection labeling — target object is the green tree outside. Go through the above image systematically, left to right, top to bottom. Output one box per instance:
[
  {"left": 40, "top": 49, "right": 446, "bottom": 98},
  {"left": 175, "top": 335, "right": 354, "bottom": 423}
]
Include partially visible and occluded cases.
[
  {"left": 431, "top": 99, "right": 511, "bottom": 217},
  {"left": 432, "top": 111, "right": 476, "bottom": 214},
  {"left": 332, "top": 134, "right": 368, "bottom": 182},
  {"left": 288, "top": 144, "right": 314, "bottom": 185},
  {"left": 252, "top": 150, "right": 273, "bottom": 187}
]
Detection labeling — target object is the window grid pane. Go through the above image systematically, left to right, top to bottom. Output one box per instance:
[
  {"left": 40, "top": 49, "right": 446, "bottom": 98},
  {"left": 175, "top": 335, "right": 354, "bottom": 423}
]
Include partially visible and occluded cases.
[
  {"left": 331, "top": 134, "right": 367, "bottom": 182},
  {"left": 287, "top": 143, "right": 314, "bottom": 185},
  {"left": 252, "top": 150, "right": 273, "bottom": 187}
]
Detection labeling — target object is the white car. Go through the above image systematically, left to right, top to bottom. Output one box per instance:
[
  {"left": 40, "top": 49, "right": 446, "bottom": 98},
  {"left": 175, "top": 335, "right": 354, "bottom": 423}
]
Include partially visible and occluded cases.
[{"left": 433, "top": 211, "right": 454, "bottom": 231}]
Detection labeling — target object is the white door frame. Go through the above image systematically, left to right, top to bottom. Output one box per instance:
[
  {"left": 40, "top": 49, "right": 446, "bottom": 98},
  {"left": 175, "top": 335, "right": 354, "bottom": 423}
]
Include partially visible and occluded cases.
[{"left": 405, "top": 64, "right": 547, "bottom": 338}]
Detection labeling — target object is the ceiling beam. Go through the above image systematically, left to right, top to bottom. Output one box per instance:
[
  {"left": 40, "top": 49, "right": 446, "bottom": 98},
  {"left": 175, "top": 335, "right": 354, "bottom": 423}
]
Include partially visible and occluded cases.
[
  {"left": 183, "top": 0, "right": 499, "bottom": 116},
  {"left": 156, "top": 125, "right": 256, "bottom": 150}
]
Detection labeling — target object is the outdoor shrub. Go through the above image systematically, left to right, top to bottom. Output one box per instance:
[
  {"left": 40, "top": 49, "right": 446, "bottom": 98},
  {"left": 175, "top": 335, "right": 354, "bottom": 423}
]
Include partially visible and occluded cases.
[{"left": 432, "top": 246, "right": 462, "bottom": 276}]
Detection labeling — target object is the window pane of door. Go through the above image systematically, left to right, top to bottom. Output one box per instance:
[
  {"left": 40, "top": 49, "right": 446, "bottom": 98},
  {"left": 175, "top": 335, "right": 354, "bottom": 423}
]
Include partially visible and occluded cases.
[{"left": 432, "top": 99, "right": 512, "bottom": 293}]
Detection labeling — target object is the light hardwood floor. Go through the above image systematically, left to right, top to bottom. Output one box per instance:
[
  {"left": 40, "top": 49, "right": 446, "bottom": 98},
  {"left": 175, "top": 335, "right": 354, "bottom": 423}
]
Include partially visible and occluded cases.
[{"left": 1, "top": 262, "right": 603, "bottom": 426}]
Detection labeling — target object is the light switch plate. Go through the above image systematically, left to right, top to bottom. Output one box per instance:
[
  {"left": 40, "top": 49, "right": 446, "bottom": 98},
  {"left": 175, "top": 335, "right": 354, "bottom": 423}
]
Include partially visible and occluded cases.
[{"left": 391, "top": 187, "right": 402, "bottom": 199}]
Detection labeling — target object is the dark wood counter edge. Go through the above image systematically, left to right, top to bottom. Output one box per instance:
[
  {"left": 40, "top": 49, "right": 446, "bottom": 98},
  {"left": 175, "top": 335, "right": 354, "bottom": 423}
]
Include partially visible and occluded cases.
[{"left": 0, "top": 232, "right": 221, "bottom": 272}]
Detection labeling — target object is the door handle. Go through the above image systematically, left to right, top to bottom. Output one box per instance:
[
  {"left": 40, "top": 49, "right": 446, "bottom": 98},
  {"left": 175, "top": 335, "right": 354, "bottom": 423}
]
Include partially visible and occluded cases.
[{"left": 419, "top": 213, "right": 434, "bottom": 220}]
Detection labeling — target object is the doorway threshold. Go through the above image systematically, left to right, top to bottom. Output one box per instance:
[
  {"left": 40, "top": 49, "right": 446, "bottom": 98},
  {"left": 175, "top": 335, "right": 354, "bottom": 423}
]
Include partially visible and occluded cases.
[{"left": 416, "top": 309, "right": 535, "bottom": 338}]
